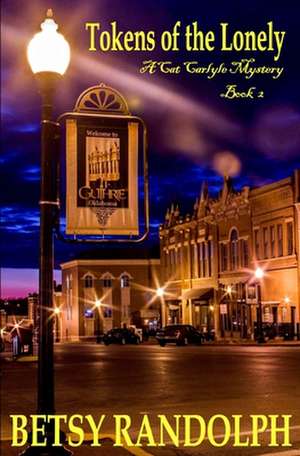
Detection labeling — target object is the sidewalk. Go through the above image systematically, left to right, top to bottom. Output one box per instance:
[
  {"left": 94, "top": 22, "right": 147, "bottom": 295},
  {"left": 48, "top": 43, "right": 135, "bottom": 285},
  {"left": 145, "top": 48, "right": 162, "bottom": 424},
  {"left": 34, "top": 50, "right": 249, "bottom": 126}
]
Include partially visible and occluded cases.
[{"left": 210, "top": 338, "right": 300, "bottom": 346}]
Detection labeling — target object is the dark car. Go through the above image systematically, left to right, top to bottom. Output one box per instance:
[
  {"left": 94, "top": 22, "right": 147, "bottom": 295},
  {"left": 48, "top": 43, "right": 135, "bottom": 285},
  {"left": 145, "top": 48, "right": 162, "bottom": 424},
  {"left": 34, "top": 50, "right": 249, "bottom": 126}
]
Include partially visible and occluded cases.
[
  {"left": 156, "top": 324, "right": 203, "bottom": 346},
  {"left": 103, "top": 328, "right": 141, "bottom": 345}
]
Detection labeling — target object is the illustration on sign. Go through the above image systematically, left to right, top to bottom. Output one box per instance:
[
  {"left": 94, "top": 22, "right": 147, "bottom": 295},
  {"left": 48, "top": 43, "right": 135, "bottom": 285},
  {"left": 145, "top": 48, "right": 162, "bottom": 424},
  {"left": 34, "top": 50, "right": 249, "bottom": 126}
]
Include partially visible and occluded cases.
[{"left": 66, "top": 116, "right": 139, "bottom": 236}]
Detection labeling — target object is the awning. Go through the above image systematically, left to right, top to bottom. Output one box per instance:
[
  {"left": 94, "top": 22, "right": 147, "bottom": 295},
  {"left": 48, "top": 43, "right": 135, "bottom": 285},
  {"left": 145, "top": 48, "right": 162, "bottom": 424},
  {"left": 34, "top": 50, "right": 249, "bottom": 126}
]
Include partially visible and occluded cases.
[
  {"left": 220, "top": 276, "right": 249, "bottom": 285},
  {"left": 181, "top": 288, "right": 213, "bottom": 300}
]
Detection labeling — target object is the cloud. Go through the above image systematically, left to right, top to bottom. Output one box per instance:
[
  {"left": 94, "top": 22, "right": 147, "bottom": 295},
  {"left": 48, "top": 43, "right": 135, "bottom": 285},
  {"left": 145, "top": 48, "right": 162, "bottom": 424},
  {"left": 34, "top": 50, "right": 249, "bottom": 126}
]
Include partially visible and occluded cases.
[
  {"left": 10, "top": 123, "right": 39, "bottom": 133},
  {"left": 22, "top": 165, "right": 40, "bottom": 182},
  {"left": 1, "top": 206, "right": 40, "bottom": 234}
]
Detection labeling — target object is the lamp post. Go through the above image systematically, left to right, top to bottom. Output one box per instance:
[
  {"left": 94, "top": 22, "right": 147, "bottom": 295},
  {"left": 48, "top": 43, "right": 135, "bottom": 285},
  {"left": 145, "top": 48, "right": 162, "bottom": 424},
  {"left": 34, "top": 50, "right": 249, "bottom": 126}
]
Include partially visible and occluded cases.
[
  {"left": 26, "top": 10, "right": 71, "bottom": 455},
  {"left": 254, "top": 267, "right": 265, "bottom": 344},
  {"left": 156, "top": 287, "right": 165, "bottom": 327},
  {"left": 95, "top": 300, "right": 101, "bottom": 343},
  {"left": 54, "top": 307, "right": 60, "bottom": 343}
]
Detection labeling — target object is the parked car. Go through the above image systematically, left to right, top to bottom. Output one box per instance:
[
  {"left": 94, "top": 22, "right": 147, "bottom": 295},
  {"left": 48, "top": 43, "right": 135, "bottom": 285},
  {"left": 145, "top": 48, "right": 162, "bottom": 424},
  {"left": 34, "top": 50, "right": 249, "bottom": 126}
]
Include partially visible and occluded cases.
[
  {"left": 156, "top": 324, "right": 203, "bottom": 346},
  {"left": 103, "top": 328, "right": 141, "bottom": 345}
]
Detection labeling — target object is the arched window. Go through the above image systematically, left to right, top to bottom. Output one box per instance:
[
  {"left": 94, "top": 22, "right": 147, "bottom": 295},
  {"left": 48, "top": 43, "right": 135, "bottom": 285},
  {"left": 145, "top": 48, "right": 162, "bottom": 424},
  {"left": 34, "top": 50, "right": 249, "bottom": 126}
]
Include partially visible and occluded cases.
[
  {"left": 230, "top": 229, "right": 239, "bottom": 270},
  {"left": 101, "top": 272, "right": 114, "bottom": 288},
  {"left": 120, "top": 274, "right": 131, "bottom": 288},
  {"left": 84, "top": 275, "right": 93, "bottom": 288},
  {"left": 103, "top": 278, "right": 112, "bottom": 288}
]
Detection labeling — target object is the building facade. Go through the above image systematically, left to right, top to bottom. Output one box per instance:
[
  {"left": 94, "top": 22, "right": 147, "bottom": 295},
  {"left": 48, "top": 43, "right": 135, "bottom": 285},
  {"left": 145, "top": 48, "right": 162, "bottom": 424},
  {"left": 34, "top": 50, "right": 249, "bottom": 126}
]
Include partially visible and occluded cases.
[
  {"left": 159, "top": 171, "right": 300, "bottom": 340},
  {"left": 60, "top": 251, "right": 160, "bottom": 341}
]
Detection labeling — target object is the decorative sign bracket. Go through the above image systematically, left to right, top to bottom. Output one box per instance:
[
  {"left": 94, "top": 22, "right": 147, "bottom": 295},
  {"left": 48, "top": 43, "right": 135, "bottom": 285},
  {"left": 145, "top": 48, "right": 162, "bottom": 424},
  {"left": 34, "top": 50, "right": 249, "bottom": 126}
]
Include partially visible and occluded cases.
[{"left": 74, "top": 83, "right": 130, "bottom": 115}]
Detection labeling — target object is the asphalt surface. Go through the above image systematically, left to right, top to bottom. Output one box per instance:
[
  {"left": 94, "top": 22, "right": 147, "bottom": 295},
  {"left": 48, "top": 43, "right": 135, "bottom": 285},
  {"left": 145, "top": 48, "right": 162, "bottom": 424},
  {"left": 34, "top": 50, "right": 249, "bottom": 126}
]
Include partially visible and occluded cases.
[{"left": 1, "top": 343, "right": 300, "bottom": 455}]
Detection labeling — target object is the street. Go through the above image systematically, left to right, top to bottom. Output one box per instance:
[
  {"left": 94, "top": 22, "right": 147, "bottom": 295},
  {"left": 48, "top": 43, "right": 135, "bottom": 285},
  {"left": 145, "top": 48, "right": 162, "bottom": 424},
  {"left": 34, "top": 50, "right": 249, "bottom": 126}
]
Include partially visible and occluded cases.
[{"left": 1, "top": 343, "right": 300, "bottom": 455}]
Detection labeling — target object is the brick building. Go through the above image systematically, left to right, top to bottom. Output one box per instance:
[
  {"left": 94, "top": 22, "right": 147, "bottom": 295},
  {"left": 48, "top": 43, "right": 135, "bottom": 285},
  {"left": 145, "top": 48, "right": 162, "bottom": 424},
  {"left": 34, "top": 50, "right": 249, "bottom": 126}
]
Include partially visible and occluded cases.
[
  {"left": 159, "top": 171, "right": 300, "bottom": 340},
  {"left": 59, "top": 248, "right": 160, "bottom": 340}
]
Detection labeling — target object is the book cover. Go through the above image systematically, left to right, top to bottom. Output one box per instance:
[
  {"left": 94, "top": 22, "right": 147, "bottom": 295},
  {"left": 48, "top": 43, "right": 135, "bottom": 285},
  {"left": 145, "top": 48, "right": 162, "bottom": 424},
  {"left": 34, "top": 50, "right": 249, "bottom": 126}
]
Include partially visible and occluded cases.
[{"left": 1, "top": 1, "right": 300, "bottom": 455}]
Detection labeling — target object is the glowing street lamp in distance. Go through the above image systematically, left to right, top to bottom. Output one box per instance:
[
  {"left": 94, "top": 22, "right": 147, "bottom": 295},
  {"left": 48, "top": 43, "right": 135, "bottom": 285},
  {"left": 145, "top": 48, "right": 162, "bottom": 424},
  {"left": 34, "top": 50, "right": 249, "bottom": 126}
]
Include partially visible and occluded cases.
[
  {"left": 254, "top": 267, "right": 264, "bottom": 280},
  {"left": 156, "top": 287, "right": 164, "bottom": 298}
]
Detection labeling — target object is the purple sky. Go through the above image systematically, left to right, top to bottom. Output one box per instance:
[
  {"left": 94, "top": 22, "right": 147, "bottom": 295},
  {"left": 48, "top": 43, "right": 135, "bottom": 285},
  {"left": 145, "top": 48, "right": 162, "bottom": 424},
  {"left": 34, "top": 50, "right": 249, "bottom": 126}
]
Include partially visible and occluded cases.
[{"left": 1, "top": 269, "right": 62, "bottom": 299}]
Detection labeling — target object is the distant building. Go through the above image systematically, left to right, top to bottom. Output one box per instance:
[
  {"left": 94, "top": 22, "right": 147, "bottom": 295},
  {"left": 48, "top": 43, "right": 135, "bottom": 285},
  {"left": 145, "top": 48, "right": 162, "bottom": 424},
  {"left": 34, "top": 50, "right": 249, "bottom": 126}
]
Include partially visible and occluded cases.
[
  {"left": 159, "top": 171, "right": 300, "bottom": 340},
  {"left": 60, "top": 248, "right": 160, "bottom": 341}
]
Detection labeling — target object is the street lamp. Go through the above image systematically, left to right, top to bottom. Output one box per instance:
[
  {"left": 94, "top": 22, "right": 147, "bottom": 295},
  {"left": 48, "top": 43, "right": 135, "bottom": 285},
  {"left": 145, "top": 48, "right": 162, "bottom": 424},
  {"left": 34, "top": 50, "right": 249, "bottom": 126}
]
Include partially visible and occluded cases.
[
  {"left": 25, "top": 9, "right": 71, "bottom": 456},
  {"left": 27, "top": 9, "right": 70, "bottom": 75},
  {"left": 254, "top": 267, "right": 265, "bottom": 344},
  {"left": 156, "top": 287, "right": 164, "bottom": 298},
  {"left": 156, "top": 287, "right": 165, "bottom": 327},
  {"left": 95, "top": 300, "right": 101, "bottom": 343},
  {"left": 54, "top": 307, "right": 60, "bottom": 343}
]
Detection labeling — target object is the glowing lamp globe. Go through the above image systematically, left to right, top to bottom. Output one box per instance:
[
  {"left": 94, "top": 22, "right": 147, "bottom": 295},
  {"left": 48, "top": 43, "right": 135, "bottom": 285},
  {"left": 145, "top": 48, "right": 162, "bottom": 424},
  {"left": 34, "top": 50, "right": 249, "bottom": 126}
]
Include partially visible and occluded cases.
[
  {"left": 27, "top": 10, "right": 70, "bottom": 75},
  {"left": 255, "top": 267, "right": 264, "bottom": 280},
  {"left": 156, "top": 287, "right": 164, "bottom": 298}
]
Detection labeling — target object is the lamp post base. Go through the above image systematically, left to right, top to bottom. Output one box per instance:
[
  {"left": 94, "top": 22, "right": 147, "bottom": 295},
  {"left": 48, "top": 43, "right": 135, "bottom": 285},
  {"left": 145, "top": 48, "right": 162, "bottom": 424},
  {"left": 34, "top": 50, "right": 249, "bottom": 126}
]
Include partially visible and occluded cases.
[{"left": 20, "top": 445, "right": 73, "bottom": 456}]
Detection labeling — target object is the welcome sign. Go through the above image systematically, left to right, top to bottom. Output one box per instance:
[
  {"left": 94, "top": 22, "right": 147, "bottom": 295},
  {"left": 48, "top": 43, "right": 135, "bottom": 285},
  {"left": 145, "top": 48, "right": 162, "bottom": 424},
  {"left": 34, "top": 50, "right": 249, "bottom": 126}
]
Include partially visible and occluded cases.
[{"left": 66, "top": 114, "right": 139, "bottom": 235}]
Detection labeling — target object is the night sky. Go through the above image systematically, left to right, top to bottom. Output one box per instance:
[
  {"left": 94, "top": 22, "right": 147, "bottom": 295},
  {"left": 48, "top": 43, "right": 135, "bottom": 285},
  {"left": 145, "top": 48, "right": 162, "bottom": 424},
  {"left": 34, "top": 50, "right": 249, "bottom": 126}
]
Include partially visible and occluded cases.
[{"left": 1, "top": 0, "right": 300, "bottom": 294}]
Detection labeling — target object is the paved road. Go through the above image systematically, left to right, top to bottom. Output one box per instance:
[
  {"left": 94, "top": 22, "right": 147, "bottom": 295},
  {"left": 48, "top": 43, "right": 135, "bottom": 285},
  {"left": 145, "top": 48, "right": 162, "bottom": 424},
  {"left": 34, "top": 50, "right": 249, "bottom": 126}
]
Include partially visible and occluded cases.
[{"left": 1, "top": 344, "right": 300, "bottom": 455}]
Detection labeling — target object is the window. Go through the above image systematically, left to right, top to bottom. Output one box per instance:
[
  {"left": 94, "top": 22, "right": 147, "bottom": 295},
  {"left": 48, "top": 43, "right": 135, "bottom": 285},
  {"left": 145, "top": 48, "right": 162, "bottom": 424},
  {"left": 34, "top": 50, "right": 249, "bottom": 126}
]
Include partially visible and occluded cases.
[
  {"left": 287, "top": 222, "right": 293, "bottom": 255},
  {"left": 277, "top": 224, "right": 283, "bottom": 256},
  {"left": 270, "top": 226, "right": 275, "bottom": 258},
  {"left": 263, "top": 227, "right": 268, "bottom": 259},
  {"left": 230, "top": 229, "right": 238, "bottom": 270},
  {"left": 254, "top": 229, "right": 260, "bottom": 259},
  {"left": 241, "top": 239, "right": 249, "bottom": 267},
  {"left": 208, "top": 240, "right": 212, "bottom": 276},
  {"left": 199, "top": 242, "right": 204, "bottom": 277},
  {"left": 202, "top": 242, "right": 207, "bottom": 277},
  {"left": 220, "top": 243, "right": 228, "bottom": 272},
  {"left": 193, "top": 244, "right": 199, "bottom": 278},
  {"left": 184, "top": 245, "right": 189, "bottom": 277},
  {"left": 179, "top": 246, "right": 184, "bottom": 278},
  {"left": 170, "top": 249, "right": 175, "bottom": 275},
  {"left": 121, "top": 274, "right": 130, "bottom": 288},
  {"left": 84, "top": 275, "right": 93, "bottom": 288},
  {"left": 103, "top": 278, "right": 112, "bottom": 288},
  {"left": 104, "top": 307, "right": 112, "bottom": 318}
]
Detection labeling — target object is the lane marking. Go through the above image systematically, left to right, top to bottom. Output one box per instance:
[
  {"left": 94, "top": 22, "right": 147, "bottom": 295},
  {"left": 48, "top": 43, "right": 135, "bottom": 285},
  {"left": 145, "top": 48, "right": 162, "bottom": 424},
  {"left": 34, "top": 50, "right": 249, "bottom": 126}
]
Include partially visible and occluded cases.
[
  {"left": 167, "top": 424, "right": 300, "bottom": 445},
  {"left": 71, "top": 433, "right": 154, "bottom": 456},
  {"left": 258, "top": 450, "right": 300, "bottom": 456}
]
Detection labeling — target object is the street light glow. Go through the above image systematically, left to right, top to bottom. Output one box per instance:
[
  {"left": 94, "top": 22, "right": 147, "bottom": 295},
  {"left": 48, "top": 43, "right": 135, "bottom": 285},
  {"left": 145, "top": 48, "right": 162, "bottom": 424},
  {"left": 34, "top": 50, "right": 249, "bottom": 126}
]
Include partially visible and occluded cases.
[
  {"left": 27, "top": 9, "right": 70, "bottom": 75},
  {"left": 254, "top": 267, "right": 264, "bottom": 280},
  {"left": 156, "top": 287, "right": 164, "bottom": 297},
  {"left": 284, "top": 296, "right": 290, "bottom": 304},
  {"left": 95, "top": 299, "right": 101, "bottom": 308},
  {"left": 54, "top": 307, "right": 60, "bottom": 315}
]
